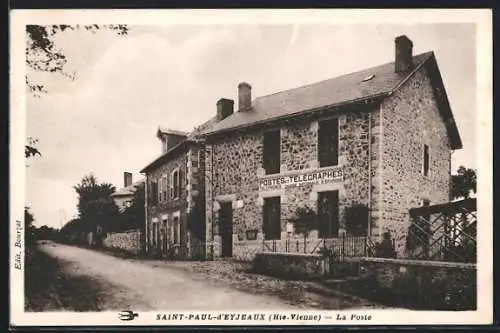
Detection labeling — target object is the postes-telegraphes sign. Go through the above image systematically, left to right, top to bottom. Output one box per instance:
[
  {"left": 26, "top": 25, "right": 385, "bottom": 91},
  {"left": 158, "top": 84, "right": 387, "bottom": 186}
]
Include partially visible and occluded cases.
[{"left": 258, "top": 166, "right": 344, "bottom": 191}]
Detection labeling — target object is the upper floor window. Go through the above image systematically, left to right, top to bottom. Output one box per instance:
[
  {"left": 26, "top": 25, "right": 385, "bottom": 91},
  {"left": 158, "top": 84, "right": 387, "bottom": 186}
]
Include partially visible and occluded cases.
[
  {"left": 318, "top": 117, "right": 339, "bottom": 167},
  {"left": 263, "top": 129, "right": 280, "bottom": 175},
  {"left": 423, "top": 144, "right": 430, "bottom": 176},
  {"left": 192, "top": 151, "right": 199, "bottom": 168},
  {"left": 171, "top": 169, "right": 181, "bottom": 199},
  {"left": 161, "top": 175, "right": 168, "bottom": 201},
  {"left": 158, "top": 176, "right": 163, "bottom": 202},
  {"left": 150, "top": 180, "right": 158, "bottom": 205}
]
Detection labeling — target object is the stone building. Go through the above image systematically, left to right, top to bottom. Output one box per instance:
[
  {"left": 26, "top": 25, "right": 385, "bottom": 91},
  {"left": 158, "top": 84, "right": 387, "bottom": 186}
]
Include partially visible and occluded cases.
[
  {"left": 199, "top": 35, "right": 462, "bottom": 258},
  {"left": 140, "top": 109, "right": 226, "bottom": 257},
  {"left": 111, "top": 172, "right": 145, "bottom": 212}
]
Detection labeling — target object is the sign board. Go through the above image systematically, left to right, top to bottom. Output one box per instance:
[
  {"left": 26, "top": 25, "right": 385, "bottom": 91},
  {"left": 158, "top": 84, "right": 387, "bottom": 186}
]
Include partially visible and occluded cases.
[{"left": 258, "top": 166, "right": 343, "bottom": 191}]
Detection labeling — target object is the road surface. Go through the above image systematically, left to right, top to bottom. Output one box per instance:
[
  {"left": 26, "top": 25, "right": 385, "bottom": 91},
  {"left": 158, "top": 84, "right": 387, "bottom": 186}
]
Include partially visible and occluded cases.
[{"left": 37, "top": 242, "right": 302, "bottom": 311}]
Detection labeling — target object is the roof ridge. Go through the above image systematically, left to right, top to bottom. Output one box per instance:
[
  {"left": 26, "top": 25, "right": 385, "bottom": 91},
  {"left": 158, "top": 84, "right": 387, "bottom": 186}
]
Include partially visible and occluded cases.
[{"left": 254, "top": 51, "right": 434, "bottom": 102}]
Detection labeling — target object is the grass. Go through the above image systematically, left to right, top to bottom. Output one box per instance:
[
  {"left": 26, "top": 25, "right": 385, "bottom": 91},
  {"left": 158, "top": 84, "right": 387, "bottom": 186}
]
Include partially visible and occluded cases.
[{"left": 25, "top": 246, "right": 111, "bottom": 312}]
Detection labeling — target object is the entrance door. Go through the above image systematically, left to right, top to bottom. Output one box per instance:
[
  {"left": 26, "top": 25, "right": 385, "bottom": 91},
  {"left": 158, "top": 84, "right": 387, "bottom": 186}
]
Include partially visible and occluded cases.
[
  {"left": 318, "top": 191, "right": 340, "bottom": 238},
  {"left": 219, "top": 202, "right": 233, "bottom": 257}
]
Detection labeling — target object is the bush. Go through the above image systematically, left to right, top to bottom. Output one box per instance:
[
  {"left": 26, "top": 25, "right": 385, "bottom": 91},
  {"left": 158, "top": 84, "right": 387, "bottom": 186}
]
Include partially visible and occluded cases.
[
  {"left": 343, "top": 203, "right": 369, "bottom": 236},
  {"left": 375, "top": 232, "right": 397, "bottom": 258}
]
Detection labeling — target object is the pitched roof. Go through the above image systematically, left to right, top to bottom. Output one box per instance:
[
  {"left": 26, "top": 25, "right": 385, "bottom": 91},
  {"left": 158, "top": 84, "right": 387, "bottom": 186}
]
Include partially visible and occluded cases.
[
  {"left": 202, "top": 52, "right": 434, "bottom": 136},
  {"left": 157, "top": 127, "right": 189, "bottom": 137},
  {"left": 111, "top": 179, "right": 145, "bottom": 197}
]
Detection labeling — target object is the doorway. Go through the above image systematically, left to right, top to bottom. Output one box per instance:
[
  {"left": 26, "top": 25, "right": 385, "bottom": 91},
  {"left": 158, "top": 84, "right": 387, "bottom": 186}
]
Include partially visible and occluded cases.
[
  {"left": 318, "top": 190, "right": 340, "bottom": 238},
  {"left": 219, "top": 202, "right": 233, "bottom": 257}
]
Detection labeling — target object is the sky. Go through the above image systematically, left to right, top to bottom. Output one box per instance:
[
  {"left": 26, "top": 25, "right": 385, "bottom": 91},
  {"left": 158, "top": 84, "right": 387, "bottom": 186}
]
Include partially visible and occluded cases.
[{"left": 25, "top": 23, "right": 476, "bottom": 228}]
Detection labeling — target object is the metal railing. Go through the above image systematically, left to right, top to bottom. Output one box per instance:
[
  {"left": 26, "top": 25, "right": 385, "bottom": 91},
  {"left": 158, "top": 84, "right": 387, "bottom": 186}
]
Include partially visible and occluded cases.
[{"left": 260, "top": 235, "right": 373, "bottom": 260}]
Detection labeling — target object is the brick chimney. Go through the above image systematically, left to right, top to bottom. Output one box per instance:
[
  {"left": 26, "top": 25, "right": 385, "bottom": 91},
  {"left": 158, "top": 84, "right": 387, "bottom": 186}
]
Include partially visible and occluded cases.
[
  {"left": 395, "top": 35, "right": 414, "bottom": 73},
  {"left": 238, "top": 82, "right": 252, "bottom": 111},
  {"left": 216, "top": 98, "right": 234, "bottom": 121},
  {"left": 124, "top": 172, "right": 133, "bottom": 187}
]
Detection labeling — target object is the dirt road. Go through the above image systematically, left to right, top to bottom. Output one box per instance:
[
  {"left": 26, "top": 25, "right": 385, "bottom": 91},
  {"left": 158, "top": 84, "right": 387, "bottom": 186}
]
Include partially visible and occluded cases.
[{"left": 37, "top": 242, "right": 301, "bottom": 311}]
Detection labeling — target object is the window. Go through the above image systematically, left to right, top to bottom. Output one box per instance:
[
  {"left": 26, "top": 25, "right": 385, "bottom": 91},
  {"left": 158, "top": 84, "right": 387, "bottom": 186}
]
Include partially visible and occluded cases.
[
  {"left": 318, "top": 118, "right": 339, "bottom": 167},
  {"left": 263, "top": 129, "right": 280, "bottom": 175},
  {"left": 423, "top": 144, "right": 430, "bottom": 176},
  {"left": 192, "top": 151, "right": 199, "bottom": 168},
  {"left": 171, "top": 169, "right": 181, "bottom": 199},
  {"left": 161, "top": 175, "right": 168, "bottom": 201},
  {"left": 158, "top": 177, "right": 163, "bottom": 202},
  {"left": 150, "top": 181, "right": 158, "bottom": 205},
  {"left": 318, "top": 191, "right": 339, "bottom": 238},
  {"left": 263, "top": 197, "right": 281, "bottom": 240},
  {"left": 173, "top": 216, "right": 180, "bottom": 244}
]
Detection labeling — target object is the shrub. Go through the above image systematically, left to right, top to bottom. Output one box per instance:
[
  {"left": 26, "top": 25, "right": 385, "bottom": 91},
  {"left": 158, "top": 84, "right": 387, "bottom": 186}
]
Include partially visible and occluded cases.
[
  {"left": 343, "top": 203, "right": 369, "bottom": 236},
  {"left": 375, "top": 231, "right": 397, "bottom": 258}
]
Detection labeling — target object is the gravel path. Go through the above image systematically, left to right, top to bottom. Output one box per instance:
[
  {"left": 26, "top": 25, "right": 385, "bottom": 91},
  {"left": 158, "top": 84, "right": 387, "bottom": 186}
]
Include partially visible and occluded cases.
[{"left": 38, "top": 242, "right": 301, "bottom": 311}]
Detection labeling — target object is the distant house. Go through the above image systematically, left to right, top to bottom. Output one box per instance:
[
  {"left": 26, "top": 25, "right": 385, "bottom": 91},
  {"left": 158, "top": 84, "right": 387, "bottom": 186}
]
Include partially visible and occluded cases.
[
  {"left": 140, "top": 118, "right": 218, "bottom": 258},
  {"left": 111, "top": 172, "right": 145, "bottom": 212}
]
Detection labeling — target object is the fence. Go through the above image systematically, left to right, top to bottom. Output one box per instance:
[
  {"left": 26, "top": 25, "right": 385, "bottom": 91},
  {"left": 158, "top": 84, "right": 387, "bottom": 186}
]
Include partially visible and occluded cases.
[
  {"left": 408, "top": 198, "right": 476, "bottom": 263},
  {"left": 231, "top": 235, "right": 373, "bottom": 262}
]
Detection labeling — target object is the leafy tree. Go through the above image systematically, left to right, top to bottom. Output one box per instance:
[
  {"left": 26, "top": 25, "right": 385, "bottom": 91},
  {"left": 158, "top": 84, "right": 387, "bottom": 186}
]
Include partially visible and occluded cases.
[
  {"left": 25, "top": 24, "right": 129, "bottom": 157},
  {"left": 451, "top": 166, "right": 477, "bottom": 200},
  {"left": 73, "top": 174, "right": 120, "bottom": 243},
  {"left": 119, "top": 182, "right": 145, "bottom": 232},
  {"left": 288, "top": 205, "right": 318, "bottom": 253},
  {"left": 24, "top": 207, "right": 36, "bottom": 247}
]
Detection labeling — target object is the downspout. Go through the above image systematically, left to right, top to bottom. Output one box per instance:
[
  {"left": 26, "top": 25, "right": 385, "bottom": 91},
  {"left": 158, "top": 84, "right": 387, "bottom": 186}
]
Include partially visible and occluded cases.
[
  {"left": 368, "top": 111, "right": 372, "bottom": 238},
  {"left": 144, "top": 174, "right": 149, "bottom": 254}
]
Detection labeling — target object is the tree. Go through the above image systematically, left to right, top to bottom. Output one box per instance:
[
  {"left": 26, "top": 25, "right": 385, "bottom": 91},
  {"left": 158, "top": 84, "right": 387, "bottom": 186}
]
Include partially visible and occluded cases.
[
  {"left": 25, "top": 24, "right": 129, "bottom": 157},
  {"left": 451, "top": 166, "right": 477, "bottom": 200},
  {"left": 73, "top": 174, "right": 120, "bottom": 243},
  {"left": 119, "top": 183, "right": 145, "bottom": 232},
  {"left": 288, "top": 205, "right": 318, "bottom": 253},
  {"left": 24, "top": 207, "right": 36, "bottom": 247}
]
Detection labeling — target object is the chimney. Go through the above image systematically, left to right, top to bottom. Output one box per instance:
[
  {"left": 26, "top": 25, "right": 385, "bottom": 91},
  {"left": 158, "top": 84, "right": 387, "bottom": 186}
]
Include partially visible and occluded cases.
[
  {"left": 395, "top": 35, "right": 414, "bottom": 73},
  {"left": 238, "top": 82, "right": 252, "bottom": 111},
  {"left": 216, "top": 98, "right": 234, "bottom": 121},
  {"left": 124, "top": 172, "right": 133, "bottom": 187}
]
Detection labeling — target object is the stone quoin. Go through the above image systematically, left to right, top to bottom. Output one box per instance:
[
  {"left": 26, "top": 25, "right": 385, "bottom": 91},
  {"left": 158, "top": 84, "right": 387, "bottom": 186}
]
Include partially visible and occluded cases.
[{"left": 140, "top": 35, "right": 462, "bottom": 260}]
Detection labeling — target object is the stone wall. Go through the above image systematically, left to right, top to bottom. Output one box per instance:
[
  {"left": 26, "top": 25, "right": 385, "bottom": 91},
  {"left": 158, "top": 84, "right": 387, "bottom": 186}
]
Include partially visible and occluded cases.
[
  {"left": 380, "top": 66, "right": 451, "bottom": 256},
  {"left": 206, "top": 110, "right": 377, "bottom": 257},
  {"left": 103, "top": 230, "right": 141, "bottom": 255},
  {"left": 357, "top": 257, "right": 476, "bottom": 310}
]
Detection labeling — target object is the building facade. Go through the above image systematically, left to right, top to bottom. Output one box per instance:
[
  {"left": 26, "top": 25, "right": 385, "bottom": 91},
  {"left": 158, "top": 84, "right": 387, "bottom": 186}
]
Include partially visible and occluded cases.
[
  {"left": 200, "top": 35, "right": 462, "bottom": 258},
  {"left": 141, "top": 102, "right": 231, "bottom": 258},
  {"left": 111, "top": 172, "right": 145, "bottom": 212}
]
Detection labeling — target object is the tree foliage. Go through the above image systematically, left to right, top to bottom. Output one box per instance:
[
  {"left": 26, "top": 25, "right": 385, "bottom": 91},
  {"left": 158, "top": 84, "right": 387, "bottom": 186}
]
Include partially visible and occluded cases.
[
  {"left": 25, "top": 24, "right": 129, "bottom": 157},
  {"left": 26, "top": 24, "right": 129, "bottom": 95},
  {"left": 451, "top": 166, "right": 477, "bottom": 200},
  {"left": 72, "top": 174, "right": 120, "bottom": 233},
  {"left": 118, "top": 183, "right": 145, "bottom": 232},
  {"left": 343, "top": 202, "right": 369, "bottom": 236},
  {"left": 24, "top": 206, "right": 36, "bottom": 247}
]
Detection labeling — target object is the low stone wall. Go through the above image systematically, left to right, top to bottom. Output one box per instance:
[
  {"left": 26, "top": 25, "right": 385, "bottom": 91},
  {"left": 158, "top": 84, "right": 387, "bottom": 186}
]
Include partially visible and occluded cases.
[
  {"left": 103, "top": 230, "right": 141, "bottom": 255},
  {"left": 252, "top": 252, "right": 326, "bottom": 279},
  {"left": 357, "top": 257, "right": 476, "bottom": 310}
]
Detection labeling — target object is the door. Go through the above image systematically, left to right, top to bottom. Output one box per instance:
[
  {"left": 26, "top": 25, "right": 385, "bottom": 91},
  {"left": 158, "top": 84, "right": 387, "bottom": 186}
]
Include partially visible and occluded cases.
[
  {"left": 318, "top": 191, "right": 340, "bottom": 238},
  {"left": 263, "top": 197, "right": 281, "bottom": 240},
  {"left": 219, "top": 202, "right": 233, "bottom": 257}
]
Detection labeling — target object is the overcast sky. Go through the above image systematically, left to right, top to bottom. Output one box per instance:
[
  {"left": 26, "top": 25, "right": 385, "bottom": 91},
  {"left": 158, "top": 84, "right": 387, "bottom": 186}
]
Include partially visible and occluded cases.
[{"left": 26, "top": 23, "right": 476, "bottom": 228}]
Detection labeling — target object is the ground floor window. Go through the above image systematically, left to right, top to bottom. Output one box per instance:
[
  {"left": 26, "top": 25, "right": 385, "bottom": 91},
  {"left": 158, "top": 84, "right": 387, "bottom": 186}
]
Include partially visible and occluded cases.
[
  {"left": 317, "top": 190, "right": 339, "bottom": 238},
  {"left": 263, "top": 196, "right": 281, "bottom": 240},
  {"left": 173, "top": 216, "right": 180, "bottom": 244}
]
